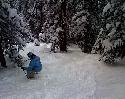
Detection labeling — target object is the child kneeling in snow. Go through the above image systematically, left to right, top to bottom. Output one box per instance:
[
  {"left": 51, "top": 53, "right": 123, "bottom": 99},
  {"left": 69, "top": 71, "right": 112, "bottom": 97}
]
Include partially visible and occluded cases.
[{"left": 21, "top": 52, "right": 42, "bottom": 79}]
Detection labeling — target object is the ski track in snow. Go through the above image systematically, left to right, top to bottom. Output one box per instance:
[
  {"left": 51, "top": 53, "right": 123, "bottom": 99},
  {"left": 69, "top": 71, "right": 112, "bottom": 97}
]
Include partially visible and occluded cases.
[{"left": 0, "top": 43, "right": 125, "bottom": 99}]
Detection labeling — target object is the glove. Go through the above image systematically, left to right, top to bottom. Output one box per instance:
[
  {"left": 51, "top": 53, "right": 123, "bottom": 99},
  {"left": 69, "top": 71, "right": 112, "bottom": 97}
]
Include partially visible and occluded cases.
[{"left": 21, "top": 67, "right": 25, "bottom": 71}]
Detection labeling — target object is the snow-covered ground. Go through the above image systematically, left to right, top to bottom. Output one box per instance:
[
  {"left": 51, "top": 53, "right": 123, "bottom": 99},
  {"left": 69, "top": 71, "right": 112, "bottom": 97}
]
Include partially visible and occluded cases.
[{"left": 0, "top": 43, "right": 125, "bottom": 99}]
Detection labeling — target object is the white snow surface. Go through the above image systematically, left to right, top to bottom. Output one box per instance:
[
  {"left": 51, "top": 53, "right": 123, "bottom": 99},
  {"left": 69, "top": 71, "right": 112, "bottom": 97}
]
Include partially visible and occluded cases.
[{"left": 0, "top": 43, "right": 125, "bottom": 99}]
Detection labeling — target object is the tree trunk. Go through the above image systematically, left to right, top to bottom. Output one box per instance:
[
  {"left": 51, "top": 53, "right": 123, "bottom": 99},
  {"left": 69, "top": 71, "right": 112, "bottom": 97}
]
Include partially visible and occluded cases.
[
  {"left": 59, "top": 0, "right": 67, "bottom": 52},
  {"left": 39, "top": 1, "right": 43, "bottom": 32},
  {"left": 0, "top": 39, "right": 7, "bottom": 68}
]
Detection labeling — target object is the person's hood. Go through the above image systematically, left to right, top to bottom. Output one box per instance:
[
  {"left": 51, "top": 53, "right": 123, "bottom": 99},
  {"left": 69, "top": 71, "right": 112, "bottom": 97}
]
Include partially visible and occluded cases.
[
  {"left": 27, "top": 52, "right": 40, "bottom": 61},
  {"left": 27, "top": 52, "right": 34, "bottom": 59}
]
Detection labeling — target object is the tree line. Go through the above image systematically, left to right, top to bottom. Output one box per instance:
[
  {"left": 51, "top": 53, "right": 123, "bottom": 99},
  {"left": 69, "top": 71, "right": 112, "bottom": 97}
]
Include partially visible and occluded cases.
[{"left": 0, "top": 0, "right": 125, "bottom": 67}]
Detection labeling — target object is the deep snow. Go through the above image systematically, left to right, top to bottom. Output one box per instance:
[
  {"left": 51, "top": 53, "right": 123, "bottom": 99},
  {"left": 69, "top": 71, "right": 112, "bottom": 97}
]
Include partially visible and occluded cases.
[{"left": 0, "top": 43, "right": 125, "bottom": 99}]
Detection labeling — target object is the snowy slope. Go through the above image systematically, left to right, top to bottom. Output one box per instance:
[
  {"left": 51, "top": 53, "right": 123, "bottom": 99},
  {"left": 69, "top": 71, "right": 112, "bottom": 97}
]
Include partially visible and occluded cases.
[{"left": 0, "top": 43, "right": 125, "bottom": 99}]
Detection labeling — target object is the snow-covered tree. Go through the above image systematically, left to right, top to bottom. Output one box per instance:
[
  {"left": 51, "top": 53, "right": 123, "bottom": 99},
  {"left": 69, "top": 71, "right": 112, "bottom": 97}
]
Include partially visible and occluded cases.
[
  {"left": 0, "top": 0, "right": 30, "bottom": 67},
  {"left": 69, "top": 0, "right": 98, "bottom": 53},
  {"left": 93, "top": 0, "right": 125, "bottom": 63},
  {"left": 70, "top": 10, "right": 89, "bottom": 52}
]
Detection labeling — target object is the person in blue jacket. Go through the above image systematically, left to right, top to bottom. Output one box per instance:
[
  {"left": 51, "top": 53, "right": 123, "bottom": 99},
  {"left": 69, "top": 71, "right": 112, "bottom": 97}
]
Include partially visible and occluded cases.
[{"left": 21, "top": 52, "right": 42, "bottom": 79}]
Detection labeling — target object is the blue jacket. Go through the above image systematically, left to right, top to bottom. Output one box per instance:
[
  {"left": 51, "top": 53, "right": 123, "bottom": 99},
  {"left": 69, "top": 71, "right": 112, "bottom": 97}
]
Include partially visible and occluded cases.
[{"left": 27, "top": 56, "right": 42, "bottom": 72}]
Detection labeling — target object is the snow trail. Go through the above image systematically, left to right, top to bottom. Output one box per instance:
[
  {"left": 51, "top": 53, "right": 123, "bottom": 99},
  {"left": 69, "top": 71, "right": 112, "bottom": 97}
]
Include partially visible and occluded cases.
[
  {"left": 0, "top": 43, "right": 97, "bottom": 99},
  {"left": 1, "top": 43, "right": 125, "bottom": 99}
]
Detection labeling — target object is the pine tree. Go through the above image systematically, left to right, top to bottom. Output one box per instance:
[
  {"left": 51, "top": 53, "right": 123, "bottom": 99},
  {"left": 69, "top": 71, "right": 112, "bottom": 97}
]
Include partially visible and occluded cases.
[
  {"left": 58, "top": 0, "right": 67, "bottom": 52},
  {"left": 69, "top": 0, "right": 99, "bottom": 53},
  {"left": 93, "top": 0, "right": 125, "bottom": 63}
]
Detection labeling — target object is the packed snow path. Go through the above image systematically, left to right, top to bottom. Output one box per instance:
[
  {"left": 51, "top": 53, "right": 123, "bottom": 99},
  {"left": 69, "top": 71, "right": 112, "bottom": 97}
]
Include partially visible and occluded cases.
[{"left": 0, "top": 43, "right": 125, "bottom": 99}]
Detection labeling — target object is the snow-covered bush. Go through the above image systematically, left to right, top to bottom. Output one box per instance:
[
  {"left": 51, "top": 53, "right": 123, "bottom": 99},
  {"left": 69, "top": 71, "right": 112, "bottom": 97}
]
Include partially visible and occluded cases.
[
  {"left": 39, "top": 33, "right": 45, "bottom": 42},
  {"left": 50, "top": 34, "right": 59, "bottom": 52},
  {"left": 34, "top": 39, "right": 40, "bottom": 46},
  {"left": 43, "top": 43, "right": 52, "bottom": 53}
]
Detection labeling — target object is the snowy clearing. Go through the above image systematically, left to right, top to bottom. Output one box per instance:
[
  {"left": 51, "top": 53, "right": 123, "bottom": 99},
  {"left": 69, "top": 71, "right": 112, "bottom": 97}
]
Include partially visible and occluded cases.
[{"left": 0, "top": 43, "right": 125, "bottom": 99}]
